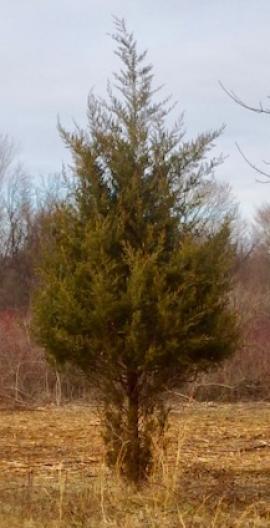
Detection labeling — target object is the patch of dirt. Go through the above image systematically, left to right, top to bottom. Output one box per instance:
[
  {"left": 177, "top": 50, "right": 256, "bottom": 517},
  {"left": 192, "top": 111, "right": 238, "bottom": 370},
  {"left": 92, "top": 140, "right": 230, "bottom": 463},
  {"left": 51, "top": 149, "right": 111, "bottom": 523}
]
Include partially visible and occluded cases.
[{"left": 0, "top": 402, "right": 270, "bottom": 506}]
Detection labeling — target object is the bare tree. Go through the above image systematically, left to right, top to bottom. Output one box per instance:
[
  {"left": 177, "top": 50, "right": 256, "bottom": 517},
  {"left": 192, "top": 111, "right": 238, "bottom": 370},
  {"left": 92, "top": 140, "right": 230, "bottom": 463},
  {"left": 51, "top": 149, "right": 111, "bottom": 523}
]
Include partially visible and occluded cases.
[
  {"left": 219, "top": 82, "right": 270, "bottom": 182},
  {"left": 0, "top": 135, "right": 34, "bottom": 308},
  {"left": 0, "top": 135, "right": 16, "bottom": 184}
]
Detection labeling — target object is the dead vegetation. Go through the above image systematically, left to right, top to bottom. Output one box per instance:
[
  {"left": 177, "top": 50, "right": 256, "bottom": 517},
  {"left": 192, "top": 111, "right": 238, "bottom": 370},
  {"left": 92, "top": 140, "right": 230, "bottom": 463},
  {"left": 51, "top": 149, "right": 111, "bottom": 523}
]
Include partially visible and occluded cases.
[{"left": 0, "top": 402, "right": 270, "bottom": 526}]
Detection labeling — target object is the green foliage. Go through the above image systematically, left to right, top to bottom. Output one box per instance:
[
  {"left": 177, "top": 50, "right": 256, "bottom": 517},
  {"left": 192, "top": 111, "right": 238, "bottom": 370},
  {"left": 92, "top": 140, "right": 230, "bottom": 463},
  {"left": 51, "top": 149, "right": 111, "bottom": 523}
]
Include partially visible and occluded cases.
[{"left": 32, "top": 18, "right": 239, "bottom": 483}]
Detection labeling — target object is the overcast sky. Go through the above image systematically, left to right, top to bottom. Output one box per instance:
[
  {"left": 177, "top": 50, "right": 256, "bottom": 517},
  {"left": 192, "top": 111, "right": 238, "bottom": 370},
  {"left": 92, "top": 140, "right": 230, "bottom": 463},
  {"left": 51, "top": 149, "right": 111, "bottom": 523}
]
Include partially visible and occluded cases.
[{"left": 1, "top": 0, "right": 270, "bottom": 220}]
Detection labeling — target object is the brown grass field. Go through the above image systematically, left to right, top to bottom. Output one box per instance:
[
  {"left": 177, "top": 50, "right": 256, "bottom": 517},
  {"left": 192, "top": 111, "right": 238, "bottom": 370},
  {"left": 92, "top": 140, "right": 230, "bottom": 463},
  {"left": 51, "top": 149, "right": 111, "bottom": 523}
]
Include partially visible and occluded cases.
[{"left": 0, "top": 402, "right": 270, "bottom": 527}]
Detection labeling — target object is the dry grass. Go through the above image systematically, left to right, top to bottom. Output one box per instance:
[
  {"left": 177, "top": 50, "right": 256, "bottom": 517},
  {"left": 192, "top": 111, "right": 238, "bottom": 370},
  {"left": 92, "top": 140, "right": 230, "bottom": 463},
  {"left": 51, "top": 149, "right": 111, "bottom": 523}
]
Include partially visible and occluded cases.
[{"left": 0, "top": 402, "right": 270, "bottom": 526}]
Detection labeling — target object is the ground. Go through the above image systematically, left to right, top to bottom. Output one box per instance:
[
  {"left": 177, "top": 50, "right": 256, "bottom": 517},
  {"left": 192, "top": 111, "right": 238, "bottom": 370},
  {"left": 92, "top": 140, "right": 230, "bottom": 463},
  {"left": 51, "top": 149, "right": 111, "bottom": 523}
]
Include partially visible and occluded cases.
[{"left": 0, "top": 402, "right": 270, "bottom": 527}]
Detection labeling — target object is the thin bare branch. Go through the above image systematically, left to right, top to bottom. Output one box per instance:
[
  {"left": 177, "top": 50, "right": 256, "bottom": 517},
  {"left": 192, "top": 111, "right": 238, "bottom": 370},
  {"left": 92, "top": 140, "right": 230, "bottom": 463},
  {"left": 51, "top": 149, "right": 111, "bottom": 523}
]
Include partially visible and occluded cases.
[
  {"left": 219, "top": 81, "right": 270, "bottom": 114},
  {"left": 236, "top": 142, "right": 270, "bottom": 182}
]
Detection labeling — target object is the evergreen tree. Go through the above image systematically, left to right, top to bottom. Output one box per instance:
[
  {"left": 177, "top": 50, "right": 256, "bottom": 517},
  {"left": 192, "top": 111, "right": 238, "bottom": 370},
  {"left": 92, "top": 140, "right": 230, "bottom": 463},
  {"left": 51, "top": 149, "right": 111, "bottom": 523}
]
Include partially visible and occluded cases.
[{"left": 33, "top": 19, "right": 239, "bottom": 483}]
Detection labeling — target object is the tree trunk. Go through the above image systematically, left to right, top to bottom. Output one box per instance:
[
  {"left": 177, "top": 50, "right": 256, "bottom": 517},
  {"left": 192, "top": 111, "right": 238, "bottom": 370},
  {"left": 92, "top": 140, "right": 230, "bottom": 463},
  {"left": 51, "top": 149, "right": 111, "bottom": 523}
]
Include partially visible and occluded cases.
[
  {"left": 55, "top": 369, "right": 62, "bottom": 406},
  {"left": 126, "top": 370, "right": 140, "bottom": 482}
]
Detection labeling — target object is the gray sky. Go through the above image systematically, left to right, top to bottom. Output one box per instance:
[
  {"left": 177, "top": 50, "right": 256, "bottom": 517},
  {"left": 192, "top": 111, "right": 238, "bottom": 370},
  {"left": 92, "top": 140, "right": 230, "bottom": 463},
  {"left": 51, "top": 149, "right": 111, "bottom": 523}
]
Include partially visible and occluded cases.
[{"left": 1, "top": 0, "right": 270, "bottom": 220}]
